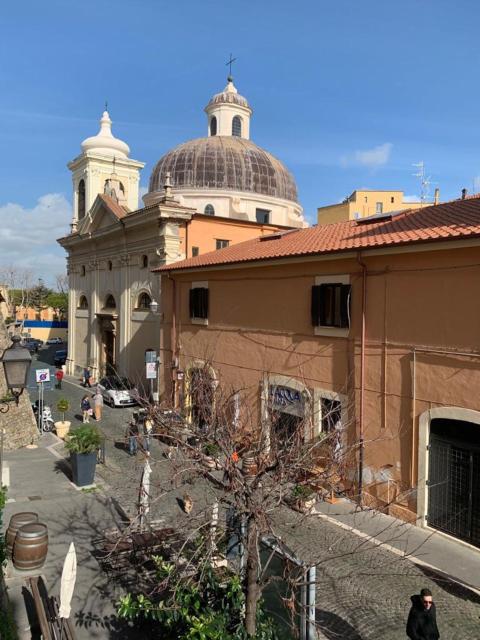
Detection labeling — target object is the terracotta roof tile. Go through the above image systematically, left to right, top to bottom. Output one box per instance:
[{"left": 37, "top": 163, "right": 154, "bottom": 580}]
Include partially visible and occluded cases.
[
  {"left": 98, "top": 193, "right": 128, "bottom": 219},
  {"left": 154, "top": 196, "right": 480, "bottom": 273}
]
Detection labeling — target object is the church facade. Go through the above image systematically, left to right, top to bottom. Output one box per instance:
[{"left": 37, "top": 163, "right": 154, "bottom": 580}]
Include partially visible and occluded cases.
[{"left": 58, "top": 77, "right": 306, "bottom": 385}]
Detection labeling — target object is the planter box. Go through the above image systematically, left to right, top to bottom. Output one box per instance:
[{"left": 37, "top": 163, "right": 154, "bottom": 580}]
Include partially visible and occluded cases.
[
  {"left": 55, "top": 421, "right": 71, "bottom": 439},
  {"left": 70, "top": 452, "right": 96, "bottom": 486}
]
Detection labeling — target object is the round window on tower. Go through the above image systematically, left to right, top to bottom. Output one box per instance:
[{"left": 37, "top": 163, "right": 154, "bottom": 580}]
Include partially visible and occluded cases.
[
  {"left": 210, "top": 116, "right": 217, "bottom": 136},
  {"left": 232, "top": 116, "right": 242, "bottom": 137},
  {"left": 78, "top": 179, "right": 86, "bottom": 219},
  {"left": 204, "top": 204, "right": 215, "bottom": 216}
]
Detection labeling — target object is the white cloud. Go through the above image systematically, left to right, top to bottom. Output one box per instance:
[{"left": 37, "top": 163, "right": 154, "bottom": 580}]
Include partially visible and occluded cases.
[
  {"left": 341, "top": 143, "right": 393, "bottom": 169},
  {"left": 0, "top": 193, "right": 70, "bottom": 285},
  {"left": 403, "top": 194, "right": 421, "bottom": 203}
]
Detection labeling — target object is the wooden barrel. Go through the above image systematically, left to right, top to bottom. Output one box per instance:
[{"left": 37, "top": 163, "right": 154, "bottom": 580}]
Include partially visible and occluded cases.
[
  {"left": 242, "top": 454, "right": 258, "bottom": 477},
  {"left": 5, "top": 512, "right": 39, "bottom": 559},
  {"left": 13, "top": 523, "right": 48, "bottom": 571}
]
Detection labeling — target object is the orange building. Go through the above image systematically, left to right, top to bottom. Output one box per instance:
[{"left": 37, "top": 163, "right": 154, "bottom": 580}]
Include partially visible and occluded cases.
[{"left": 156, "top": 195, "right": 480, "bottom": 548}]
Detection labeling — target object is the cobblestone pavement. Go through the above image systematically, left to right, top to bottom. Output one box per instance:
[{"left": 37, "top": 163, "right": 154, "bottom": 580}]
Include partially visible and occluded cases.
[{"left": 34, "top": 353, "right": 480, "bottom": 640}]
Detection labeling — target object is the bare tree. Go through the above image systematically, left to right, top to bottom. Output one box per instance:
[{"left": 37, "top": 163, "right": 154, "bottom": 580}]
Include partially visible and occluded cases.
[
  {"left": 0, "top": 265, "right": 34, "bottom": 317},
  {"left": 55, "top": 273, "right": 69, "bottom": 294},
  {"left": 116, "top": 363, "right": 418, "bottom": 638}
]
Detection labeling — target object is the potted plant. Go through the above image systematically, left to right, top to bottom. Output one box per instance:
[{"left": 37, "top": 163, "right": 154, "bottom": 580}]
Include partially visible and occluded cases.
[
  {"left": 55, "top": 398, "right": 71, "bottom": 439},
  {"left": 65, "top": 425, "right": 102, "bottom": 486},
  {"left": 203, "top": 442, "right": 220, "bottom": 469},
  {"left": 291, "top": 484, "right": 317, "bottom": 514}
]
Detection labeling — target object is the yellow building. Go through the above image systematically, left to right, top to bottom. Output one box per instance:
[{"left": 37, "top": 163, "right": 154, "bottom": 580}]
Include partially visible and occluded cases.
[{"left": 317, "top": 190, "right": 427, "bottom": 225}]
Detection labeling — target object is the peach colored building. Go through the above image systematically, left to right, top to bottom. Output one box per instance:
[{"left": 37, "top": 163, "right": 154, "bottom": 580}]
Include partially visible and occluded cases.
[{"left": 156, "top": 196, "right": 480, "bottom": 548}]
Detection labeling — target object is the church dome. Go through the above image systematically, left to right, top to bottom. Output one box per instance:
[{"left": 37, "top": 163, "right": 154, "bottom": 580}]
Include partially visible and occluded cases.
[
  {"left": 81, "top": 110, "right": 130, "bottom": 159},
  {"left": 148, "top": 136, "right": 298, "bottom": 203}
]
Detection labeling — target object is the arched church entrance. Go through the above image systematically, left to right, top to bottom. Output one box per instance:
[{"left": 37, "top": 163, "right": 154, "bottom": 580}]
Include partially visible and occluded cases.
[
  {"left": 97, "top": 315, "right": 117, "bottom": 376},
  {"left": 428, "top": 417, "right": 480, "bottom": 547}
]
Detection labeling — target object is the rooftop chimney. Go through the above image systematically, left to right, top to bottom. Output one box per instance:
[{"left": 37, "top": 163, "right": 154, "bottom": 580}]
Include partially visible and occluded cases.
[
  {"left": 434, "top": 188, "right": 440, "bottom": 205},
  {"left": 461, "top": 188, "right": 467, "bottom": 200}
]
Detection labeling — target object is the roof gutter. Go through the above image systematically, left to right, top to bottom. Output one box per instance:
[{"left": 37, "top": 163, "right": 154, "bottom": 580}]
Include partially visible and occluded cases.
[{"left": 357, "top": 251, "right": 367, "bottom": 506}]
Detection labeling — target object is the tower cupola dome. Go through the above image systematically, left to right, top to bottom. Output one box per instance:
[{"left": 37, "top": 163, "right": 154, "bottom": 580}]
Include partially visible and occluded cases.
[
  {"left": 204, "top": 77, "right": 252, "bottom": 139},
  {"left": 81, "top": 110, "right": 130, "bottom": 158}
]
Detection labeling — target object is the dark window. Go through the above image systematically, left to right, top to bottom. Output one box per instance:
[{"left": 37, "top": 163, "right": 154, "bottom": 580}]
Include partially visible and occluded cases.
[
  {"left": 210, "top": 116, "right": 217, "bottom": 136},
  {"left": 232, "top": 116, "right": 242, "bottom": 137},
  {"left": 78, "top": 179, "right": 86, "bottom": 219},
  {"left": 390, "top": 196, "right": 395, "bottom": 204},
  {"left": 204, "top": 204, "right": 215, "bottom": 216},
  {"left": 256, "top": 208, "right": 270, "bottom": 224},
  {"left": 216, "top": 239, "right": 229, "bottom": 250},
  {"left": 192, "top": 246, "right": 200, "bottom": 257},
  {"left": 141, "top": 255, "right": 148, "bottom": 268},
  {"left": 107, "top": 260, "right": 112, "bottom": 271},
  {"left": 81, "top": 265, "right": 86, "bottom": 277},
  {"left": 311, "top": 283, "right": 351, "bottom": 328},
  {"left": 189, "top": 287, "right": 209, "bottom": 320},
  {"left": 137, "top": 292, "right": 152, "bottom": 310},
  {"left": 105, "top": 294, "right": 116, "bottom": 309},
  {"left": 78, "top": 295, "right": 88, "bottom": 309},
  {"left": 321, "top": 398, "right": 342, "bottom": 432}
]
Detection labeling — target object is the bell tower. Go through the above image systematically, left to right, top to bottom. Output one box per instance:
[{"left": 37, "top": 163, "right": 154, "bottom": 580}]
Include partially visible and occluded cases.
[{"left": 67, "top": 109, "right": 145, "bottom": 230}]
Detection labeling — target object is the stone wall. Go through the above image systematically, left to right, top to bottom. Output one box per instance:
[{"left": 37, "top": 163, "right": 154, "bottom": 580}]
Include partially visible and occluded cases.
[{"left": 0, "top": 317, "right": 38, "bottom": 450}]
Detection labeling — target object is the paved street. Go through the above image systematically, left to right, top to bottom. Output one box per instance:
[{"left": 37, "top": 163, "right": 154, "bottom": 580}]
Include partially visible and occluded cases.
[{"left": 3, "top": 345, "right": 480, "bottom": 639}]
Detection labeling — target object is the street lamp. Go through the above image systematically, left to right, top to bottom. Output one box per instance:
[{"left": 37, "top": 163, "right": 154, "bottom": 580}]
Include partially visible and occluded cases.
[{"left": 0, "top": 335, "right": 32, "bottom": 413}]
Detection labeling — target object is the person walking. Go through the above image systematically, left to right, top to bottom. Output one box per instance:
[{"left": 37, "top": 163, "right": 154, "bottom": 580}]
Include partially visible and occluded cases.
[
  {"left": 83, "top": 367, "right": 91, "bottom": 388},
  {"left": 55, "top": 368, "right": 64, "bottom": 389},
  {"left": 92, "top": 387, "right": 103, "bottom": 421},
  {"left": 81, "top": 395, "right": 91, "bottom": 424},
  {"left": 144, "top": 412, "right": 154, "bottom": 453},
  {"left": 126, "top": 413, "right": 139, "bottom": 456},
  {"left": 406, "top": 588, "right": 440, "bottom": 640}
]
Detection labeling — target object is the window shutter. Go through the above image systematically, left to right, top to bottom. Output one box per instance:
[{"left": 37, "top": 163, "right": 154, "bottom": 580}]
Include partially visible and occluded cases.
[
  {"left": 319, "top": 284, "right": 329, "bottom": 326},
  {"left": 340, "top": 284, "right": 351, "bottom": 328},
  {"left": 311, "top": 285, "right": 321, "bottom": 326},
  {"left": 189, "top": 288, "right": 195, "bottom": 318},
  {"left": 199, "top": 288, "right": 209, "bottom": 319}
]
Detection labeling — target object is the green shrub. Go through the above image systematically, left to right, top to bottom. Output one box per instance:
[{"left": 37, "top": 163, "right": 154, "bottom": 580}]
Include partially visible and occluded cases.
[{"left": 65, "top": 425, "right": 102, "bottom": 454}]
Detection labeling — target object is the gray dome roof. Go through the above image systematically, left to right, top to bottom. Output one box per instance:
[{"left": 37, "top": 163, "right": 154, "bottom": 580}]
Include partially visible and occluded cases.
[
  {"left": 207, "top": 90, "right": 250, "bottom": 109},
  {"left": 148, "top": 136, "right": 298, "bottom": 203}
]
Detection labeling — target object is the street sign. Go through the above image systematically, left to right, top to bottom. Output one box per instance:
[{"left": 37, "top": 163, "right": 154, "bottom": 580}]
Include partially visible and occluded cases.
[
  {"left": 145, "top": 350, "right": 157, "bottom": 363},
  {"left": 146, "top": 362, "right": 157, "bottom": 379},
  {"left": 35, "top": 368, "right": 51, "bottom": 383}
]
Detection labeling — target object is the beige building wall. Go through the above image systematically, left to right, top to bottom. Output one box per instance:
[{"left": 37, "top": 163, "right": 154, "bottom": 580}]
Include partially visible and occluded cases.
[
  {"left": 317, "top": 190, "right": 425, "bottom": 225},
  {"left": 160, "top": 241, "right": 480, "bottom": 528}
]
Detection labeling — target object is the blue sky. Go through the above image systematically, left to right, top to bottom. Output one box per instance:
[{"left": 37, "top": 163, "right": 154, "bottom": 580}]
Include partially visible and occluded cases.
[{"left": 1, "top": 0, "right": 480, "bottom": 282}]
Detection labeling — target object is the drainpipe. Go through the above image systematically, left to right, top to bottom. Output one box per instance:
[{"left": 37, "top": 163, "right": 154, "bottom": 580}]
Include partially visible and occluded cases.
[
  {"left": 357, "top": 252, "right": 367, "bottom": 505},
  {"left": 168, "top": 274, "right": 177, "bottom": 407}
]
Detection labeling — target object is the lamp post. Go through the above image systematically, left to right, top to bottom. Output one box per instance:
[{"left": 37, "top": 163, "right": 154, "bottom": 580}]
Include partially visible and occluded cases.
[
  {"left": 149, "top": 300, "right": 161, "bottom": 403},
  {"left": 0, "top": 335, "right": 32, "bottom": 413}
]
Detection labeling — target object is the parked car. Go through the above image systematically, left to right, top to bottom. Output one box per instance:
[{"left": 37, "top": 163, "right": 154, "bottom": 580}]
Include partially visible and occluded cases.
[
  {"left": 46, "top": 337, "right": 63, "bottom": 345},
  {"left": 54, "top": 349, "right": 68, "bottom": 367},
  {"left": 97, "top": 376, "right": 138, "bottom": 407}
]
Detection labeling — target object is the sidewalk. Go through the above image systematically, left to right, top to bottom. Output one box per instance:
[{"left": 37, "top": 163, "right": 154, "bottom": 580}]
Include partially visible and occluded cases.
[
  {"left": 1, "top": 433, "right": 136, "bottom": 640},
  {"left": 314, "top": 498, "right": 480, "bottom": 593}
]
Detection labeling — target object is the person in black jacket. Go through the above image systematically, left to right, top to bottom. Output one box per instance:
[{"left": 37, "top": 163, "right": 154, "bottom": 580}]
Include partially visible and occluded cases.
[{"left": 407, "top": 588, "right": 440, "bottom": 640}]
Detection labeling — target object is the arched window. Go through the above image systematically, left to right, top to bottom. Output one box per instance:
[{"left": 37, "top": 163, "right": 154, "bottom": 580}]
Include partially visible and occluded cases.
[
  {"left": 210, "top": 116, "right": 217, "bottom": 136},
  {"left": 232, "top": 116, "right": 242, "bottom": 137},
  {"left": 78, "top": 179, "right": 86, "bottom": 219},
  {"left": 204, "top": 204, "right": 215, "bottom": 216},
  {"left": 141, "top": 255, "right": 149, "bottom": 269},
  {"left": 107, "top": 260, "right": 113, "bottom": 271},
  {"left": 81, "top": 265, "right": 86, "bottom": 277},
  {"left": 137, "top": 292, "right": 152, "bottom": 310},
  {"left": 104, "top": 294, "right": 116, "bottom": 309},
  {"left": 78, "top": 295, "right": 88, "bottom": 309}
]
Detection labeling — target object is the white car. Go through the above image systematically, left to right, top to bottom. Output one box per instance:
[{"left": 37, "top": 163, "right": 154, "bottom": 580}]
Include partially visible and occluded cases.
[
  {"left": 46, "top": 337, "right": 63, "bottom": 345},
  {"left": 97, "top": 376, "right": 138, "bottom": 407}
]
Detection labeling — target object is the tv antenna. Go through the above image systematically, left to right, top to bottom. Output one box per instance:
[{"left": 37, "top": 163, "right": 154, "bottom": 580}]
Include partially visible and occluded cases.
[{"left": 412, "top": 161, "right": 431, "bottom": 205}]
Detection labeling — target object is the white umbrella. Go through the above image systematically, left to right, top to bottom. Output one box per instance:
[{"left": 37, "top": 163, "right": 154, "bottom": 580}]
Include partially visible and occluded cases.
[
  {"left": 139, "top": 458, "right": 152, "bottom": 527},
  {"left": 58, "top": 542, "right": 77, "bottom": 619}
]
